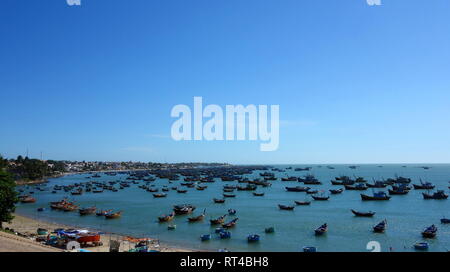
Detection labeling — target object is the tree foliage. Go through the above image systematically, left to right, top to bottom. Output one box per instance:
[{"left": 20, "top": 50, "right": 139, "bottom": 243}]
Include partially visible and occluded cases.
[{"left": 0, "top": 169, "right": 18, "bottom": 228}]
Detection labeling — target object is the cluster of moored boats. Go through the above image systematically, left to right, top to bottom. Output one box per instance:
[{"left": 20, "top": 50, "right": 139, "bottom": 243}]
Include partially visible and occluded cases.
[{"left": 17, "top": 165, "right": 450, "bottom": 251}]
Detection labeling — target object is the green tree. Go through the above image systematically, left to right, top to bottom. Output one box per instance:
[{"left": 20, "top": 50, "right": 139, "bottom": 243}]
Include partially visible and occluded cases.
[{"left": 0, "top": 169, "right": 18, "bottom": 229}]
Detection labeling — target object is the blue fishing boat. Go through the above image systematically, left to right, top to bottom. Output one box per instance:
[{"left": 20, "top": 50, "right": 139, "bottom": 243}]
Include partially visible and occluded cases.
[
  {"left": 441, "top": 217, "right": 450, "bottom": 224},
  {"left": 219, "top": 231, "right": 231, "bottom": 239},
  {"left": 200, "top": 234, "right": 211, "bottom": 241},
  {"left": 247, "top": 234, "right": 260, "bottom": 242},
  {"left": 414, "top": 242, "right": 429, "bottom": 250},
  {"left": 303, "top": 246, "right": 317, "bottom": 252}
]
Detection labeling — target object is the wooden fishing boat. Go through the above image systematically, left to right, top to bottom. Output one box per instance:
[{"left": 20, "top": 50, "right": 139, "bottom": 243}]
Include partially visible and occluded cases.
[
  {"left": 413, "top": 181, "right": 435, "bottom": 190},
  {"left": 344, "top": 184, "right": 368, "bottom": 191},
  {"left": 196, "top": 185, "right": 207, "bottom": 191},
  {"left": 286, "top": 186, "right": 310, "bottom": 192},
  {"left": 223, "top": 188, "right": 235, "bottom": 193},
  {"left": 329, "top": 188, "right": 344, "bottom": 194},
  {"left": 388, "top": 188, "right": 409, "bottom": 195},
  {"left": 176, "top": 189, "right": 188, "bottom": 193},
  {"left": 306, "top": 189, "right": 319, "bottom": 194},
  {"left": 422, "top": 190, "right": 448, "bottom": 200},
  {"left": 253, "top": 192, "right": 265, "bottom": 196},
  {"left": 361, "top": 192, "right": 391, "bottom": 201},
  {"left": 153, "top": 193, "right": 167, "bottom": 198},
  {"left": 223, "top": 193, "right": 236, "bottom": 198},
  {"left": 312, "top": 195, "right": 329, "bottom": 201},
  {"left": 20, "top": 196, "right": 36, "bottom": 203},
  {"left": 213, "top": 198, "right": 225, "bottom": 203},
  {"left": 295, "top": 201, "right": 311, "bottom": 206},
  {"left": 173, "top": 204, "right": 196, "bottom": 215},
  {"left": 278, "top": 204, "right": 295, "bottom": 210},
  {"left": 79, "top": 206, "right": 96, "bottom": 215},
  {"left": 96, "top": 209, "right": 112, "bottom": 216},
  {"left": 188, "top": 209, "right": 206, "bottom": 222},
  {"left": 351, "top": 209, "right": 375, "bottom": 217},
  {"left": 105, "top": 211, "right": 122, "bottom": 219},
  {"left": 158, "top": 212, "right": 175, "bottom": 222},
  {"left": 210, "top": 215, "right": 227, "bottom": 225},
  {"left": 441, "top": 217, "right": 450, "bottom": 224},
  {"left": 222, "top": 218, "right": 239, "bottom": 228},
  {"left": 373, "top": 219, "right": 387, "bottom": 233},
  {"left": 314, "top": 223, "right": 328, "bottom": 236},
  {"left": 421, "top": 225, "right": 437, "bottom": 238},
  {"left": 77, "top": 233, "right": 101, "bottom": 245}
]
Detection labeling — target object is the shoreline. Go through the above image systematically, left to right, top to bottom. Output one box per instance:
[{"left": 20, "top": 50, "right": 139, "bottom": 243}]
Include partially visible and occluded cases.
[{"left": 3, "top": 213, "right": 201, "bottom": 252}]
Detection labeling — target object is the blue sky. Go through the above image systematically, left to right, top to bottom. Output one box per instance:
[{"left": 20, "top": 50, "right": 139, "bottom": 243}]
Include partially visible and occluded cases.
[{"left": 1, "top": 0, "right": 450, "bottom": 164}]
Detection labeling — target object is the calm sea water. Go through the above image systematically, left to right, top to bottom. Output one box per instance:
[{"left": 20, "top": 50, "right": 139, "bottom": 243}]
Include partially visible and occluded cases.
[{"left": 16, "top": 164, "right": 450, "bottom": 252}]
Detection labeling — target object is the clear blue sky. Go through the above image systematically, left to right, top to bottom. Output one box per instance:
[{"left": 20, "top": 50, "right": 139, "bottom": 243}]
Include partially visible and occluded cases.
[{"left": 1, "top": 0, "right": 450, "bottom": 164}]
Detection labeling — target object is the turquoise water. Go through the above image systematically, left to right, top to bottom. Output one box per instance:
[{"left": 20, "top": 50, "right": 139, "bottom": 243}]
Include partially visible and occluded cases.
[{"left": 16, "top": 164, "right": 450, "bottom": 252}]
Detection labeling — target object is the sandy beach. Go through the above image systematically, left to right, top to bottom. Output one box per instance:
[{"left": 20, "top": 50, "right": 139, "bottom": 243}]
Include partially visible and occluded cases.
[{"left": 1, "top": 214, "right": 196, "bottom": 252}]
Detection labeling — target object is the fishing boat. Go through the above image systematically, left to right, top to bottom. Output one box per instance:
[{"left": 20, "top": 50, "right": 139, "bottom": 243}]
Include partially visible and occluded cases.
[
  {"left": 281, "top": 177, "right": 298, "bottom": 182},
  {"left": 367, "top": 181, "right": 387, "bottom": 188},
  {"left": 413, "top": 181, "right": 435, "bottom": 190},
  {"left": 344, "top": 184, "right": 368, "bottom": 191},
  {"left": 196, "top": 185, "right": 207, "bottom": 191},
  {"left": 286, "top": 186, "right": 310, "bottom": 192},
  {"left": 388, "top": 187, "right": 409, "bottom": 195},
  {"left": 329, "top": 188, "right": 344, "bottom": 194},
  {"left": 176, "top": 189, "right": 187, "bottom": 193},
  {"left": 306, "top": 189, "right": 319, "bottom": 195},
  {"left": 422, "top": 190, "right": 448, "bottom": 200},
  {"left": 361, "top": 191, "right": 391, "bottom": 201},
  {"left": 253, "top": 192, "right": 265, "bottom": 196},
  {"left": 153, "top": 193, "right": 167, "bottom": 198},
  {"left": 223, "top": 193, "right": 236, "bottom": 198},
  {"left": 312, "top": 194, "right": 329, "bottom": 201},
  {"left": 20, "top": 196, "right": 36, "bottom": 203},
  {"left": 213, "top": 198, "right": 225, "bottom": 203},
  {"left": 295, "top": 201, "right": 311, "bottom": 206},
  {"left": 173, "top": 204, "right": 196, "bottom": 215},
  {"left": 278, "top": 204, "right": 295, "bottom": 210},
  {"left": 79, "top": 206, "right": 96, "bottom": 215},
  {"left": 96, "top": 209, "right": 112, "bottom": 216},
  {"left": 188, "top": 209, "right": 206, "bottom": 222},
  {"left": 228, "top": 209, "right": 237, "bottom": 215},
  {"left": 351, "top": 209, "right": 375, "bottom": 217},
  {"left": 105, "top": 211, "right": 122, "bottom": 219},
  {"left": 158, "top": 212, "right": 175, "bottom": 222},
  {"left": 210, "top": 215, "right": 227, "bottom": 225},
  {"left": 441, "top": 217, "right": 450, "bottom": 224},
  {"left": 222, "top": 218, "right": 239, "bottom": 228},
  {"left": 373, "top": 220, "right": 387, "bottom": 233},
  {"left": 314, "top": 223, "right": 328, "bottom": 236},
  {"left": 167, "top": 224, "right": 176, "bottom": 230},
  {"left": 421, "top": 225, "right": 437, "bottom": 238},
  {"left": 265, "top": 227, "right": 275, "bottom": 233},
  {"left": 37, "top": 228, "right": 48, "bottom": 235},
  {"left": 219, "top": 231, "right": 231, "bottom": 239},
  {"left": 77, "top": 233, "right": 101, "bottom": 246},
  {"left": 200, "top": 234, "right": 211, "bottom": 241},
  {"left": 247, "top": 234, "right": 260, "bottom": 242},
  {"left": 414, "top": 242, "right": 429, "bottom": 251},
  {"left": 303, "top": 246, "right": 317, "bottom": 252}
]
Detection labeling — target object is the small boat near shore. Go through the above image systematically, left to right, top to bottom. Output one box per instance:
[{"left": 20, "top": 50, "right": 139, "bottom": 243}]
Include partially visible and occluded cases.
[
  {"left": 329, "top": 188, "right": 344, "bottom": 194},
  {"left": 213, "top": 198, "right": 225, "bottom": 203},
  {"left": 295, "top": 201, "right": 311, "bottom": 206},
  {"left": 79, "top": 206, "right": 96, "bottom": 215},
  {"left": 188, "top": 209, "right": 206, "bottom": 222},
  {"left": 105, "top": 211, "right": 122, "bottom": 219},
  {"left": 158, "top": 212, "right": 175, "bottom": 222},
  {"left": 210, "top": 215, "right": 227, "bottom": 225},
  {"left": 222, "top": 218, "right": 239, "bottom": 228},
  {"left": 373, "top": 219, "right": 387, "bottom": 233},
  {"left": 314, "top": 223, "right": 327, "bottom": 236},
  {"left": 421, "top": 225, "right": 437, "bottom": 238}
]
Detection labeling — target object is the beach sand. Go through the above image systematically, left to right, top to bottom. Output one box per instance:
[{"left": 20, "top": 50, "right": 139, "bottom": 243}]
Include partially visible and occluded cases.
[{"left": 2, "top": 214, "right": 196, "bottom": 252}]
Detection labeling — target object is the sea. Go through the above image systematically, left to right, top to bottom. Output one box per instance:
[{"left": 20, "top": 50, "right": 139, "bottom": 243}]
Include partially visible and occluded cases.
[{"left": 15, "top": 164, "right": 450, "bottom": 252}]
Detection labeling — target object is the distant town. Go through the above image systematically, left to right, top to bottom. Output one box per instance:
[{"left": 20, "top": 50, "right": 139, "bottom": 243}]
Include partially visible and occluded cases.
[{"left": 0, "top": 155, "right": 229, "bottom": 184}]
